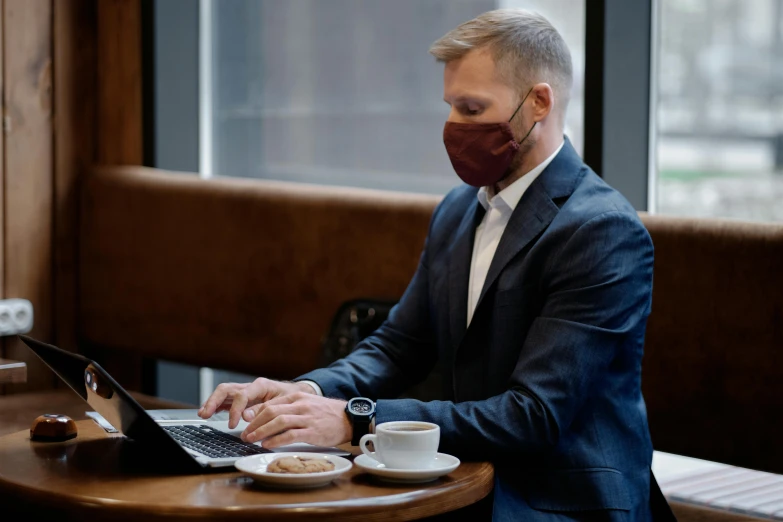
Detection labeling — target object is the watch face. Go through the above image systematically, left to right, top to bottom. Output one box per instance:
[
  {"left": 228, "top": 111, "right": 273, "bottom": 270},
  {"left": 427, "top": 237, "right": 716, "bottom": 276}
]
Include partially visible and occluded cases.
[{"left": 349, "top": 398, "right": 373, "bottom": 415}]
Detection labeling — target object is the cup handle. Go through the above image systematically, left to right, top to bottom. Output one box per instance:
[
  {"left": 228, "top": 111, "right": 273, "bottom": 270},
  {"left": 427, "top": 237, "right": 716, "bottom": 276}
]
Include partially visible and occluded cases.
[{"left": 359, "top": 433, "right": 378, "bottom": 461}]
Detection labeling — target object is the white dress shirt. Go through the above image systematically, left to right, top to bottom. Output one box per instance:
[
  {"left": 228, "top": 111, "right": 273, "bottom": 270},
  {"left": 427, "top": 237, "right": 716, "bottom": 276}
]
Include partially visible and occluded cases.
[
  {"left": 467, "top": 141, "right": 564, "bottom": 326},
  {"left": 302, "top": 380, "right": 323, "bottom": 395}
]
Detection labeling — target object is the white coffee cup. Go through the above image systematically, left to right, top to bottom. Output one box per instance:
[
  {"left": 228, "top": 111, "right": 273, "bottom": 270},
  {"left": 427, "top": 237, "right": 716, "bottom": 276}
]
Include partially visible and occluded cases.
[{"left": 359, "top": 421, "right": 440, "bottom": 469}]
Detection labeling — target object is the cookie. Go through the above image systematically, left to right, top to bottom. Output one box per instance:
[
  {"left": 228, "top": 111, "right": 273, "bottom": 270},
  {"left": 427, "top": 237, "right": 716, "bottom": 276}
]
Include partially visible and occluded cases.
[{"left": 267, "top": 456, "right": 335, "bottom": 474}]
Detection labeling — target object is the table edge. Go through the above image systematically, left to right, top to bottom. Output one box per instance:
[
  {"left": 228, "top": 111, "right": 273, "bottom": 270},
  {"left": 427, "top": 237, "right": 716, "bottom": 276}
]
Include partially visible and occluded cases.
[
  {"left": 0, "top": 425, "right": 494, "bottom": 519},
  {"left": 0, "top": 465, "right": 494, "bottom": 518}
]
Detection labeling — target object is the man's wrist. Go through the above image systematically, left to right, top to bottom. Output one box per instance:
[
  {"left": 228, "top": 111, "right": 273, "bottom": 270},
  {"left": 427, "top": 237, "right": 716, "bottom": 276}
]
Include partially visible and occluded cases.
[{"left": 295, "top": 380, "right": 323, "bottom": 396}]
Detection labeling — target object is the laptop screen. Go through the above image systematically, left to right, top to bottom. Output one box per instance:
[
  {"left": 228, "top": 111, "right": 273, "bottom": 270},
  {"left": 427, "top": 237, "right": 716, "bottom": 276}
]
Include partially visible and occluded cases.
[{"left": 19, "top": 335, "right": 197, "bottom": 469}]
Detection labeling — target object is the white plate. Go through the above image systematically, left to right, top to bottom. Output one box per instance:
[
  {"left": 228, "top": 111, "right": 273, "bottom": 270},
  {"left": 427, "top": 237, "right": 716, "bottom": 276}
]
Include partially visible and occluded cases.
[
  {"left": 235, "top": 452, "right": 353, "bottom": 488},
  {"left": 354, "top": 452, "right": 460, "bottom": 483}
]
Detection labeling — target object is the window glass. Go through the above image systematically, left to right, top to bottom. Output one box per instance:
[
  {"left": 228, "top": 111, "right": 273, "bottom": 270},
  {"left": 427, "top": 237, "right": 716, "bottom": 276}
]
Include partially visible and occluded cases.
[
  {"left": 208, "top": 0, "right": 585, "bottom": 194},
  {"left": 656, "top": 0, "right": 783, "bottom": 221}
]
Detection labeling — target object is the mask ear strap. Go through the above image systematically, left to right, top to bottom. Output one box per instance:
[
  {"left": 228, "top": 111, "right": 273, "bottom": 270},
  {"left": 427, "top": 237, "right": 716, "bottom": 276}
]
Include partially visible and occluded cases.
[
  {"left": 508, "top": 87, "right": 535, "bottom": 123},
  {"left": 516, "top": 121, "right": 537, "bottom": 145}
]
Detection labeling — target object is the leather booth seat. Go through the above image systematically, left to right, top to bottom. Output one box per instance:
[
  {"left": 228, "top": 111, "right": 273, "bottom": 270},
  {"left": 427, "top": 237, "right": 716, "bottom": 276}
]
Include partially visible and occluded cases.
[
  {"left": 79, "top": 167, "right": 439, "bottom": 378},
  {"left": 640, "top": 215, "right": 783, "bottom": 476}
]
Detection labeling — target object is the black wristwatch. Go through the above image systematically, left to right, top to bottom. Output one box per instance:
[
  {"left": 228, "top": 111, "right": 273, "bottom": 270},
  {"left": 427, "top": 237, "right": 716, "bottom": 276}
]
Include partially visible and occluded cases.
[{"left": 345, "top": 397, "right": 376, "bottom": 445}]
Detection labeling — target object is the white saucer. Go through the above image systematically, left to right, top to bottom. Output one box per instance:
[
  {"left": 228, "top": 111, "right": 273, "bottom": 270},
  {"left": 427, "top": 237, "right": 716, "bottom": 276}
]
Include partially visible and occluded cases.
[
  {"left": 235, "top": 452, "right": 352, "bottom": 489},
  {"left": 353, "top": 453, "right": 460, "bottom": 483}
]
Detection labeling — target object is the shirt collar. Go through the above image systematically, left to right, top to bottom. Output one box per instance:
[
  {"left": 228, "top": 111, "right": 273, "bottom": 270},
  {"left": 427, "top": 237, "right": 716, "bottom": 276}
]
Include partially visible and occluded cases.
[{"left": 477, "top": 140, "right": 565, "bottom": 212}]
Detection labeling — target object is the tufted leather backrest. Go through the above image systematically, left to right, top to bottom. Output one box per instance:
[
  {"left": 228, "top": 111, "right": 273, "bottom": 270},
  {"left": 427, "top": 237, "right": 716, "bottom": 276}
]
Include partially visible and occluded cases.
[
  {"left": 79, "top": 166, "right": 440, "bottom": 378},
  {"left": 640, "top": 214, "right": 783, "bottom": 473}
]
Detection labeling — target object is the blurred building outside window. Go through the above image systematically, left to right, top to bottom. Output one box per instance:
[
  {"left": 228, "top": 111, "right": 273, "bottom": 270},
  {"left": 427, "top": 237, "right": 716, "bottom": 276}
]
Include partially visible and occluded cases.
[
  {"left": 203, "top": 0, "right": 585, "bottom": 195},
  {"left": 655, "top": 0, "right": 783, "bottom": 221}
]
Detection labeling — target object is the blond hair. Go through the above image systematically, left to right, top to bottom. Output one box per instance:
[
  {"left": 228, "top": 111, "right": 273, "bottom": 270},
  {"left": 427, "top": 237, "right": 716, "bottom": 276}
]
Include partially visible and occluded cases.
[{"left": 430, "top": 9, "right": 573, "bottom": 116}]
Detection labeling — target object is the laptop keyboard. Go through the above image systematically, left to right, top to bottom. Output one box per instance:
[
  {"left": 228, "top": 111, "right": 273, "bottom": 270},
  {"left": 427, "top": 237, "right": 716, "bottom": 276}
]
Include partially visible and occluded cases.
[{"left": 163, "top": 424, "right": 270, "bottom": 459}]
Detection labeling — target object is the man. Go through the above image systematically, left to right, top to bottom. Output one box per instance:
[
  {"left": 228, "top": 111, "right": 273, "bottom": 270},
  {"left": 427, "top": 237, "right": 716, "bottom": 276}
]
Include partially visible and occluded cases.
[{"left": 200, "top": 9, "right": 663, "bottom": 521}]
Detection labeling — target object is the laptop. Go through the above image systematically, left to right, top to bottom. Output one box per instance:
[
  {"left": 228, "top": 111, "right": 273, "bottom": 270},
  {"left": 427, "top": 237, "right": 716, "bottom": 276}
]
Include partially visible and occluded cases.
[{"left": 20, "top": 335, "right": 347, "bottom": 471}]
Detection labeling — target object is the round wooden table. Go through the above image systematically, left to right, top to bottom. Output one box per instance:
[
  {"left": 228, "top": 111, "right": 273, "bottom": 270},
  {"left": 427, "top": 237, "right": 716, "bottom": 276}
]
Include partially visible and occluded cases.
[{"left": 0, "top": 420, "right": 493, "bottom": 521}]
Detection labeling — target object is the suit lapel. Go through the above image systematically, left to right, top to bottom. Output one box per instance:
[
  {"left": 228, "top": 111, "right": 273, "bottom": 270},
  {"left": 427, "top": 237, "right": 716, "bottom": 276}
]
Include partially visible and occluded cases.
[
  {"left": 446, "top": 138, "right": 586, "bottom": 400},
  {"left": 474, "top": 138, "right": 584, "bottom": 311},
  {"left": 450, "top": 139, "right": 585, "bottom": 375},
  {"left": 474, "top": 181, "right": 558, "bottom": 308},
  {"left": 451, "top": 182, "right": 560, "bottom": 402},
  {"left": 447, "top": 199, "right": 485, "bottom": 350}
]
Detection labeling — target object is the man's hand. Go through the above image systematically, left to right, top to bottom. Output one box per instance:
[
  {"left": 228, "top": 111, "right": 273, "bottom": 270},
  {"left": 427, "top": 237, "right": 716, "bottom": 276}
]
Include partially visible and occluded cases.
[
  {"left": 198, "top": 378, "right": 315, "bottom": 429},
  {"left": 240, "top": 392, "right": 352, "bottom": 449}
]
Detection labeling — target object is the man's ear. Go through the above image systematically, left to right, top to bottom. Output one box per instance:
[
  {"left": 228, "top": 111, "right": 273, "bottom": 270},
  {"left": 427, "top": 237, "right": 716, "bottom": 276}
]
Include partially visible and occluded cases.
[{"left": 531, "top": 83, "right": 554, "bottom": 122}]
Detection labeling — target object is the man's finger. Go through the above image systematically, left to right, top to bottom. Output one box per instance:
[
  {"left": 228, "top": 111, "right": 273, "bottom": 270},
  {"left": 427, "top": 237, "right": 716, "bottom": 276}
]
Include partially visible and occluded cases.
[
  {"left": 198, "top": 383, "right": 236, "bottom": 418},
  {"left": 199, "top": 392, "right": 228, "bottom": 419},
  {"left": 227, "top": 392, "right": 250, "bottom": 430},
  {"left": 242, "top": 392, "right": 301, "bottom": 421},
  {"left": 263, "top": 392, "right": 302, "bottom": 406},
  {"left": 203, "top": 399, "right": 233, "bottom": 418},
  {"left": 242, "top": 403, "right": 301, "bottom": 437},
  {"left": 243, "top": 414, "right": 303, "bottom": 444},
  {"left": 260, "top": 428, "right": 311, "bottom": 449}
]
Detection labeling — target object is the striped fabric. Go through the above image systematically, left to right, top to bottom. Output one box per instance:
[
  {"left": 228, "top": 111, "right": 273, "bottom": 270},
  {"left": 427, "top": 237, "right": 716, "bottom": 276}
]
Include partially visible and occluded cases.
[{"left": 653, "top": 452, "right": 783, "bottom": 520}]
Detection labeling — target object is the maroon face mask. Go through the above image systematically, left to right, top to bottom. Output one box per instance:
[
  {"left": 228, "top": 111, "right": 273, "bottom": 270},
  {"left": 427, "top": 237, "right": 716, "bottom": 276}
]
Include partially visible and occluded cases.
[{"left": 443, "top": 88, "right": 536, "bottom": 188}]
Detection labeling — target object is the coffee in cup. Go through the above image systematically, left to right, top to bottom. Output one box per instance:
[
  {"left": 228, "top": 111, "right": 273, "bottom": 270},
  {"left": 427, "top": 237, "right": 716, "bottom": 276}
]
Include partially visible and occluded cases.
[{"left": 359, "top": 421, "right": 439, "bottom": 469}]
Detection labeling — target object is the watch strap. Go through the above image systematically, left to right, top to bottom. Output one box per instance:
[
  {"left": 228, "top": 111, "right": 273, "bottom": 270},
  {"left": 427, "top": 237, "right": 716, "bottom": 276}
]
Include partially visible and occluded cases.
[{"left": 351, "top": 417, "right": 372, "bottom": 446}]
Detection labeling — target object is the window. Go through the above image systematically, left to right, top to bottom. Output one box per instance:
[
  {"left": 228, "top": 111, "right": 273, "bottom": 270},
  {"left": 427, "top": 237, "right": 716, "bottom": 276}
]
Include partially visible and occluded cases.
[
  {"left": 204, "top": 0, "right": 585, "bottom": 194},
  {"left": 655, "top": 0, "right": 783, "bottom": 221}
]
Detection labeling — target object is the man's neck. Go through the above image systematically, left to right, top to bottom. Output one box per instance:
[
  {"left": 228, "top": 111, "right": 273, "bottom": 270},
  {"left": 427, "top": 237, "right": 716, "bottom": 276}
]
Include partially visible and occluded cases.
[{"left": 492, "top": 131, "right": 563, "bottom": 195}]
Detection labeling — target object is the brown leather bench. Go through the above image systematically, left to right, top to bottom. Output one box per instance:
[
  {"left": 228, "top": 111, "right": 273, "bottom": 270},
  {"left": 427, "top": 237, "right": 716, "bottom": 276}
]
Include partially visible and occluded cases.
[
  {"left": 6, "top": 166, "right": 783, "bottom": 520},
  {"left": 78, "top": 166, "right": 440, "bottom": 378},
  {"left": 640, "top": 215, "right": 783, "bottom": 520},
  {"left": 641, "top": 215, "right": 783, "bottom": 476}
]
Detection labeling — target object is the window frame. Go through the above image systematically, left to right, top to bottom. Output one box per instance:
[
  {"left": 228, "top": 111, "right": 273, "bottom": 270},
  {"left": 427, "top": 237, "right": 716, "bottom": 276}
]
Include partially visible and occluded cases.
[{"left": 583, "top": 0, "right": 657, "bottom": 212}]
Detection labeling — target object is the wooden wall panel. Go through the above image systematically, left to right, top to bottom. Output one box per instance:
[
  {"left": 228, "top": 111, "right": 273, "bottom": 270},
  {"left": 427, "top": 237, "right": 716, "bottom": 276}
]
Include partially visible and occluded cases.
[
  {"left": 0, "top": 0, "right": 146, "bottom": 393},
  {"left": 2, "top": 0, "right": 55, "bottom": 392},
  {"left": 53, "top": 0, "right": 97, "bottom": 357},
  {"left": 93, "top": 0, "right": 148, "bottom": 392},
  {"left": 97, "top": 0, "right": 143, "bottom": 165}
]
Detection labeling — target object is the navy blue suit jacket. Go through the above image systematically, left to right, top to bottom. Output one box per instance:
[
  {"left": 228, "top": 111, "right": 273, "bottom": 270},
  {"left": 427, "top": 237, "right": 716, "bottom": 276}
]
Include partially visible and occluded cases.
[{"left": 298, "top": 139, "right": 655, "bottom": 521}]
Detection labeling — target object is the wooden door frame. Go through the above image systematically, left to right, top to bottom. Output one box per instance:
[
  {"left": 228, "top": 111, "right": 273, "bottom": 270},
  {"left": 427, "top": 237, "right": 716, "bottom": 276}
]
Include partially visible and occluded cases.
[{"left": 1, "top": 0, "right": 145, "bottom": 393}]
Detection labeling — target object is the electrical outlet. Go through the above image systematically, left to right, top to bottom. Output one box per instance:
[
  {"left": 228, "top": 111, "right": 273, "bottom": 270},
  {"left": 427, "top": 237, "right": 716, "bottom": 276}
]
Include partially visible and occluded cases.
[{"left": 0, "top": 299, "right": 34, "bottom": 336}]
